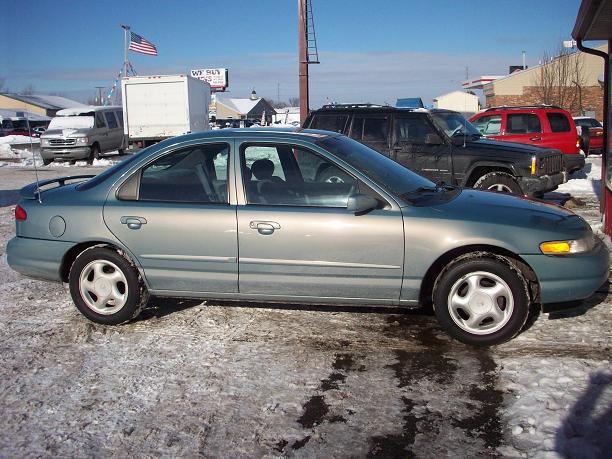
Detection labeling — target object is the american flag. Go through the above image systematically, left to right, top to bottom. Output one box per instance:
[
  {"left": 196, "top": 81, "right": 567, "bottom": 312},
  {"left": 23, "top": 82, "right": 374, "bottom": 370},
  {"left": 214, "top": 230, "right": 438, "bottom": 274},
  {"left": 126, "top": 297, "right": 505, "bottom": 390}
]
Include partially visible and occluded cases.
[{"left": 129, "top": 32, "right": 158, "bottom": 56}]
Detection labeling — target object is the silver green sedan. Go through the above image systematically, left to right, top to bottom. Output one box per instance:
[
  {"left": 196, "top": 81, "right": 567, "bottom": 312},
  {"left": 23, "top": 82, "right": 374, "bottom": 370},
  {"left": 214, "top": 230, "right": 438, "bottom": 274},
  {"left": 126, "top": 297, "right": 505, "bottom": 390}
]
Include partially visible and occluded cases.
[{"left": 7, "top": 129, "right": 609, "bottom": 346}]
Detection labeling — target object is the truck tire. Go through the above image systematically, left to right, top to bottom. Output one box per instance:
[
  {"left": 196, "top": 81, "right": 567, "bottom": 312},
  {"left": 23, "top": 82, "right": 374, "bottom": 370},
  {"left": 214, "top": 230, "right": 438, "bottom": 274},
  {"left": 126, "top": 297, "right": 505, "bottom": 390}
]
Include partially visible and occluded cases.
[
  {"left": 87, "top": 144, "right": 100, "bottom": 165},
  {"left": 474, "top": 172, "right": 522, "bottom": 194}
]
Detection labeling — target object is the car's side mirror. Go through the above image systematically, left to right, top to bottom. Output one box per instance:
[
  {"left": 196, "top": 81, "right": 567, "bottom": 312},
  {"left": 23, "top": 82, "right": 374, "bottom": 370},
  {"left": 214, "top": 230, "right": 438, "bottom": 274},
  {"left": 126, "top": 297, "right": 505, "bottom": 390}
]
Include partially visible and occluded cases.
[
  {"left": 425, "top": 133, "right": 443, "bottom": 145},
  {"left": 347, "top": 194, "right": 380, "bottom": 214}
]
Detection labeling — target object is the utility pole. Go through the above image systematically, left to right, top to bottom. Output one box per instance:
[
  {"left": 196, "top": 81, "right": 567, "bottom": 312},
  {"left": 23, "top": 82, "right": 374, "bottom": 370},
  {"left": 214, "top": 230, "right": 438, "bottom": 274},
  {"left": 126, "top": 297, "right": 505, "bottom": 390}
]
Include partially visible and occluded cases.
[
  {"left": 298, "top": 0, "right": 319, "bottom": 124},
  {"left": 120, "top": 24, "right": 130, "bottom": 78},
  {"left": 95, "top": 86, "right": 105, "bottom": 105}
]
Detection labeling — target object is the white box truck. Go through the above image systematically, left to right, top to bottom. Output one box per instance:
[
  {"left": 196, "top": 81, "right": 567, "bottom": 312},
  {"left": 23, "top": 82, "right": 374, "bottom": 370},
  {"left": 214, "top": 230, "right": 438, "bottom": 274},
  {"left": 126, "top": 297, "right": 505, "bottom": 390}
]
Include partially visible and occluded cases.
[{"left": 121, "top": 75, "right": 210, "bottom": 146}]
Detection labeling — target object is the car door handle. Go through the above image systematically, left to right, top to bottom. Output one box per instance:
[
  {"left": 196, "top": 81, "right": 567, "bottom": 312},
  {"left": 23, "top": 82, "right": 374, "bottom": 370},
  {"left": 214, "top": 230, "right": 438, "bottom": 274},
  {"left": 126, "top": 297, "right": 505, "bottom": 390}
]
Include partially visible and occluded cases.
[
  {"left": 530, "top": 136, "right": 542, "bottom": 141},
  {"left": 120, "top": 216, "right": 147, "bottom": 230},
  {"left": 250, "top": 220, "right": 280, "bottom": 235}
]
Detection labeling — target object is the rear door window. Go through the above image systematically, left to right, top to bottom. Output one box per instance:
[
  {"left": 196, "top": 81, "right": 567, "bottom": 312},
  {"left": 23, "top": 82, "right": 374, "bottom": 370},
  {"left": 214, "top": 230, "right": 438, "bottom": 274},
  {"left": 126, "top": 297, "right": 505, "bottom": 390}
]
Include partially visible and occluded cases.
[
  {"left": 104, "top": 112, "right": 118, "bottom": 129},
  {"left": 546, "top": 113, "right": 571, "bottom": 132},
  {"left": 507, "top": 114, "right": 541, "bottom": 134},
  {"left": 309, "top": 115, "right": 348, "bottom": 133},
  {"left": 350, "top": 116, "right": 389, "bottom": 142},
  {"left": 394, "top": 116, "right": 437, "bottom": 143}
]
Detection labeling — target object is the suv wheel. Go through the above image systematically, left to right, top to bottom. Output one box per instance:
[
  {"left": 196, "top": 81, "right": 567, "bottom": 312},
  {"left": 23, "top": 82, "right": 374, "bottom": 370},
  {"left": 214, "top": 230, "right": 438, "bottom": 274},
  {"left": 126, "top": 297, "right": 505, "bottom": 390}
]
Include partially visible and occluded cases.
[
  {"left": 87, "top": 144, "right": 101, "bottom": 165},
  {"left": 474, "top": 172, "right": 522, "bottom": 194},
  {"left": 433, "top": 255, "right": 530, "bottom": 346}
]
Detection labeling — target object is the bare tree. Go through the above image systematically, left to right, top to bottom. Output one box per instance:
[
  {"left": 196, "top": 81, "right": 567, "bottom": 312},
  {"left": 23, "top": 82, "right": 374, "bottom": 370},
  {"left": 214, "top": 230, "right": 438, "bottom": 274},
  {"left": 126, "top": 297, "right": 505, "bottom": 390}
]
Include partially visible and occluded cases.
[
  {"left": 533, "top": 46, "right": 586, "bottom": 114},
  {"left": 0, "top": 77, "right": 5, "bottom": 92},
  {"left": 22, "top": 84, "right": 36, "bottom": 95},
  {"left": 288, "top": 97, "right": 300, "bottom": 107}
]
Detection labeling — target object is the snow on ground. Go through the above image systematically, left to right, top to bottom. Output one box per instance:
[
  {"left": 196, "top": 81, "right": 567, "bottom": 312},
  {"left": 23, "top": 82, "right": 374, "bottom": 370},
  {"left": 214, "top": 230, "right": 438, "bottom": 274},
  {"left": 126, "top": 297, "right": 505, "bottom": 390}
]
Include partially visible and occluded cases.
[{"left": 0, "top": 158, "right": 609, "bottom": 457}]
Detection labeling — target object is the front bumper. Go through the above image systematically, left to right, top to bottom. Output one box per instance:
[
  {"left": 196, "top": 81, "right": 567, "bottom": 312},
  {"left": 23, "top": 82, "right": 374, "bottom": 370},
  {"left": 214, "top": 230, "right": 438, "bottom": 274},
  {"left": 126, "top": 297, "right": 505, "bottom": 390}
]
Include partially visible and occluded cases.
[
  {"left": 41, "top": 147, "right": 91, "bottom": 161},
  {"left": 564, "top": 153, "right": 586, "bottom": 173},
  {"left": 518, "top": 171, "right": 566, "bottom": 196},
  {"left": 6, "top": 236, "right": 75, "bottom": 282},
  {"left": 522, "top": 240, "right": 609, "bottom": 304}
]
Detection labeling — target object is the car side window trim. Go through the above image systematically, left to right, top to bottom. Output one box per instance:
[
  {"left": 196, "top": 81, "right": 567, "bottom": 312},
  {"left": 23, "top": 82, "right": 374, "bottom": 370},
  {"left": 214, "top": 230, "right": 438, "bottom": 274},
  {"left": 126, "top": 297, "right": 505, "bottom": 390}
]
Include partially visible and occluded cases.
[
  {"left": 238, "top": 141, "right": 389, "bottom": 209},
  {"left": 116, "top": 142, "right": 231, "bottom": 204}
]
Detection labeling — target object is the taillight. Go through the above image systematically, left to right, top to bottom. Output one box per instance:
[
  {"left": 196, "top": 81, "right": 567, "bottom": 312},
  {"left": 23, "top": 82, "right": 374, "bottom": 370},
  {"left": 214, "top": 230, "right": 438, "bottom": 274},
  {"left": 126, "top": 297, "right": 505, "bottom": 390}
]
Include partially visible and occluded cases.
[
  {"left": 576, "top": 137, "right": 580, "bottom": 148},
  {"left": 15, "top": 205, "right": 27, "bottom": 221}
]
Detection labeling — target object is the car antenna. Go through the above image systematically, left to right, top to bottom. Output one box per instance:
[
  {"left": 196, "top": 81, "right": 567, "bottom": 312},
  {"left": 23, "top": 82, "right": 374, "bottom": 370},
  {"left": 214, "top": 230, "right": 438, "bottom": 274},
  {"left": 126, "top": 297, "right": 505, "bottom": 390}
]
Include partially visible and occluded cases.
[{"left": 24, "top": 108, "right": 42, "bottom": 203}]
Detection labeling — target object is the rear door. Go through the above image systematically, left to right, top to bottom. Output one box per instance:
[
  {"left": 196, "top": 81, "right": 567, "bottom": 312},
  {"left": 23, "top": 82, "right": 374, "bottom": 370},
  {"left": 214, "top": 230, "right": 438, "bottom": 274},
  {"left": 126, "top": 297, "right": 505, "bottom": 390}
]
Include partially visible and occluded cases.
[
  {"left": 544, "top": 111, "right": 578, "bottom": 153},
  {"left": 348, "top": 114, "right": 391, "bottom": 156},
  {"left": 103, "top": 141, "right": 238, "bottom": 293}
]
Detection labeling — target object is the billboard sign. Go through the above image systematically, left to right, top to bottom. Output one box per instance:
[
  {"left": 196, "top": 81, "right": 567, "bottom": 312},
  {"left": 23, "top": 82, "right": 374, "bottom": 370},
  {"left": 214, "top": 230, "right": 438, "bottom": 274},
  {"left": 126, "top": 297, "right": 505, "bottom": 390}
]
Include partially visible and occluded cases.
[{"left": 190, "top": 68, "right": 229, "bottom": 92}]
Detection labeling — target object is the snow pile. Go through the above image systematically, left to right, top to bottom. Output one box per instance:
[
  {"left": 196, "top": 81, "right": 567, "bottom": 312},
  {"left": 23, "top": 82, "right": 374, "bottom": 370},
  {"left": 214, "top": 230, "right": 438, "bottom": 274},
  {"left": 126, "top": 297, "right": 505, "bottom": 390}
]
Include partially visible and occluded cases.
[
  {"left": 0, "top": 135, "right": 40, "bottom": 146},
  {"left": 557, "top": 157, "right": 602, "bottom": 197},
  {"left": 499, "top": 358, "right": 611, "bottom": 458}
]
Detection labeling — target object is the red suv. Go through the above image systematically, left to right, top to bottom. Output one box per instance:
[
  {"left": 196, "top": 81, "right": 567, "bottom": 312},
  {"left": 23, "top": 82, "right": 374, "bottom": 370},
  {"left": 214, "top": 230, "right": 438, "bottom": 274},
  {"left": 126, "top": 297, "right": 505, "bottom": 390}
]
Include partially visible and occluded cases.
[
  {"left": 469, "top": 106, "right": 584, "bottom": 172},
  {"left": 573, "top": 117, "right": 604, "bottom": 155}
]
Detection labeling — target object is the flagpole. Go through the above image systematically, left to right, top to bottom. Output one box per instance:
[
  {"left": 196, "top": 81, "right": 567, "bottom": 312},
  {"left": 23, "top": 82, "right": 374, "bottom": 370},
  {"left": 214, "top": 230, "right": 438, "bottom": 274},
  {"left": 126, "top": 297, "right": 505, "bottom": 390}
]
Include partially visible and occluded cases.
[{"left": 121, "top": 24, "right": 130, "bottom": 78}]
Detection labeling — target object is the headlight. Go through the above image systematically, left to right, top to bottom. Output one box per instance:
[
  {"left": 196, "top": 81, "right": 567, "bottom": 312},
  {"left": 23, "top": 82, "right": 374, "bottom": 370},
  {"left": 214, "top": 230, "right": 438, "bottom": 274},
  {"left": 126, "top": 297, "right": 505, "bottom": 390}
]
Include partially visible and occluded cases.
[
  {"left": 76, "top": 137, "right": 89, "bottom": 144},
  {"left": 41, "top": 139, "right": 50, "bottom": 146},
  {"left": 540, "top": 235, "right": 596, "bottom": 255}
]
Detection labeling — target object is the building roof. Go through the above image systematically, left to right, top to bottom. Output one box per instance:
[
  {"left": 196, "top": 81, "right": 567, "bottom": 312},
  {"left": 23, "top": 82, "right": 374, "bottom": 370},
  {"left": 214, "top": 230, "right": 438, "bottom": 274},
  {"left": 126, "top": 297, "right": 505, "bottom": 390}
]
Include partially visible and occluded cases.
[
  {"left": 573, "top": 0, "right": 612, "bottom": 40},
  {"left": 433, "top": 90, "right": 479, "bottom": 101},
  {"left": 1, "top": 93, "right": 87, "bottom": 110},
  {"left": 217, "top": 97, "right": 263, "bottom": 115},
  {"left": 0, "top": 108, "right": 51, "bottom": 121}
]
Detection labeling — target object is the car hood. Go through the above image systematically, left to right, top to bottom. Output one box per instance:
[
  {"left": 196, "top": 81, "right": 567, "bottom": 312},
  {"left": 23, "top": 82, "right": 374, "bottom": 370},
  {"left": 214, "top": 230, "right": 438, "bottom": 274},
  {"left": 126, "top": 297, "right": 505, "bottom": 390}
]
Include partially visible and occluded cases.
[
  {"left": 42, "top": 128, "right": 90, "bottom": 138},
  {"left": 466, "top": 137, "right": 557, "bottom": 156},
  {"left": 404, "top": 188, "right": 591, "bottom": 251}
]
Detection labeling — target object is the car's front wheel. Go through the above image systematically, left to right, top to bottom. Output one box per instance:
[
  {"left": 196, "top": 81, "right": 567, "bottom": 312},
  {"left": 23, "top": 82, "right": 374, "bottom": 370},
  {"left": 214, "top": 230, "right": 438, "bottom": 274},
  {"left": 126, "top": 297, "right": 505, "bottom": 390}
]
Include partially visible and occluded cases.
[
  {"left": 474, "top": 172, "right": 522, "bottom": 194},
  {"left": 69, "top": 247, "right": 148, "bottom": 324},
  {"left": 433, "top": 255, "right": 530, "bottom": 346}
]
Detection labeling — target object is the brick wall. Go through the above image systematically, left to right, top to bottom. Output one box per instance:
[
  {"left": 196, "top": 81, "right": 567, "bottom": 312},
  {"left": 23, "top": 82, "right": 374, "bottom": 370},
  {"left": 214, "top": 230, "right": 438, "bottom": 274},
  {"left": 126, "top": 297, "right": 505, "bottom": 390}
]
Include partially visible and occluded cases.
[{"left": 485, "top": 85, "right": 604, "bottom": 120}]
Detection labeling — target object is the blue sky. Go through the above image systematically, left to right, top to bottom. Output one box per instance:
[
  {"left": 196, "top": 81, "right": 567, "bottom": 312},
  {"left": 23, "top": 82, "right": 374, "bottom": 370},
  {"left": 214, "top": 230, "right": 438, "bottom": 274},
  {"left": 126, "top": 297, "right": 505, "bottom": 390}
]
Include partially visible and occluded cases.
[{"left": 0, "top": 0, "right": 583, "bottom": 107}]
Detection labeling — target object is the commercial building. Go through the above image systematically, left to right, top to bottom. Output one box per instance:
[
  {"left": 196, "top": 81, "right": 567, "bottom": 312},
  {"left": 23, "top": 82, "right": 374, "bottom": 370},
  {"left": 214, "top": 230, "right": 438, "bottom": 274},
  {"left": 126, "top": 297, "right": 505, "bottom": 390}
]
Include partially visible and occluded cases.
[{"left": 0, "top": 94, "right": 86, "bottom": 117}]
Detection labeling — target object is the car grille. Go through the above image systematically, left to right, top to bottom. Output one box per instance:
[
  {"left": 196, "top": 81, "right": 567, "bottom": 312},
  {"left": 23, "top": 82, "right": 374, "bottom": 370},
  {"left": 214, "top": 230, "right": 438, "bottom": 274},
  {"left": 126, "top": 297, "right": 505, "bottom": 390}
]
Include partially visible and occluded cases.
[
  {"left": 49, "top": 139, "right": 76, "bottom": 146},
  {"left": 539, "top": 154, "right": 563, "bottom": 175}
]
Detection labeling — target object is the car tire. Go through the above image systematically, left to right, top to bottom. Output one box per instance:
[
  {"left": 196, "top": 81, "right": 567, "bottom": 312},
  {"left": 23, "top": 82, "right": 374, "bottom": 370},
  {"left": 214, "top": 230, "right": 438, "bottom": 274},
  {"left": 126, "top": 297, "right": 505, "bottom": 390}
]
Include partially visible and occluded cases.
[
  {"left": 87, "top": 144, "right": 100, "bottom": 165},
  {"left": 42, "top": 158, "right": 53, "bottom": 166},
  {"left": 474, "top": 172, "right": 522, "bottom": 194},
  {"left": 69, "top": 247, "right": 149, "bottom": 325},
  {"left": 433, "top": 255, "right": 530, "bottom": 346}
]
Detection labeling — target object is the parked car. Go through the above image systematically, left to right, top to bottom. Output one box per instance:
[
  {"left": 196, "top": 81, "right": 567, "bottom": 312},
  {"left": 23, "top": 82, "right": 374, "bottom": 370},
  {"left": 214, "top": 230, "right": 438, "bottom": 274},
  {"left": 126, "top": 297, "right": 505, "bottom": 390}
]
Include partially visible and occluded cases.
[
  {"left": 304, "top": 105, "right": 566, "bottom": 196},
  {"left": 469, "top": 105, "right": 584, "bottom": 173},
  {"left": 40, "top": 106, "right": 126, "bottom": 165},
  {"left": 573, "top": 116, "right": 604, "bottom": 155},
  {"left": 31, "top": 126, "right": 47, "bottom": 138},
  {"left": 7, "top": 129, "right": 608, "bottom": 346}
]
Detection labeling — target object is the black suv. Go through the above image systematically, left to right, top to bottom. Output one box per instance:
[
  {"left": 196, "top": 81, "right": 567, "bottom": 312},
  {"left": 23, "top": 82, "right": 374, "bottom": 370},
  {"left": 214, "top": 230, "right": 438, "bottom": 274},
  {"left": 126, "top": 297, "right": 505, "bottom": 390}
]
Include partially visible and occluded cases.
[{"left": 303, "top": 105, "right": 566, "bottom": 196}]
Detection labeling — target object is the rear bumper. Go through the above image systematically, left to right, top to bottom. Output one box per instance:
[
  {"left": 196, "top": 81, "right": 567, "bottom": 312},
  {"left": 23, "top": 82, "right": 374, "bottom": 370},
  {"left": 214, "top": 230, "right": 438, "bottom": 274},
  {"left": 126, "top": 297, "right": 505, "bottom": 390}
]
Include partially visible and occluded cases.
[
  {"left": 41, "top": 147, "right": 91, "bottom": 161},
  {"left": 564, "top": 153, "right": 586, "bottom": 173},
  {"left": 518, "top": 171, "right": 566, "bottom": 196},
  {"left": 6, "top": 236, "right": 74, "bottom": 282},
  {"left": 522, "top": 241, "right": 609, "bottom": 304}
]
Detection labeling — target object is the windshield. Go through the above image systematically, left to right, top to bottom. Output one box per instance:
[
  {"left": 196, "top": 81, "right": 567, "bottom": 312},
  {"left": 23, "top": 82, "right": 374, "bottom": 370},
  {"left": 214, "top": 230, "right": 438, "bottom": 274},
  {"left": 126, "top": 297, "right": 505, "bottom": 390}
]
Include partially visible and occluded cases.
[
  {"left": 431, "top": 112, "right": 481, "bottom": 137},
  {"left": 48, "top": 115, "right": 94, "bottom": 129},
  {"left": 318, "top": 136, "right": 435, "bottom": 198}
]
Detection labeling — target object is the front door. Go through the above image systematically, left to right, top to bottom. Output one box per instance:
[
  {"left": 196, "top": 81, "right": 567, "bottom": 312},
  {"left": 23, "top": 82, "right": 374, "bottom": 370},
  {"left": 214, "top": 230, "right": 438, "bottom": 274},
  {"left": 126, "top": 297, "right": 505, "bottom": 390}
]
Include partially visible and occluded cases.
[
  {"left": 392, "top": 115, "right": 452, "bottom": 184},
  {"left": 104, "top": 142, "right": 238, "bottom": 293},
  {"left": 236, "top": 142, "right": 404, "bottom": 301}
]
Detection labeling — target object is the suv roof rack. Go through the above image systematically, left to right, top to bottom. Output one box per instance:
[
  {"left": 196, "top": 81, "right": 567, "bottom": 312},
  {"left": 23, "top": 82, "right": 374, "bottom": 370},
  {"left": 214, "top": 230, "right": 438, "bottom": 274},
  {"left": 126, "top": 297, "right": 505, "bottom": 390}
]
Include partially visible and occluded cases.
[
  {"left": 320, "top": 103, "right": 386, "bottom": 109},
  {"left": 483, "top": 104, "right": 563, "bottom": 112}
]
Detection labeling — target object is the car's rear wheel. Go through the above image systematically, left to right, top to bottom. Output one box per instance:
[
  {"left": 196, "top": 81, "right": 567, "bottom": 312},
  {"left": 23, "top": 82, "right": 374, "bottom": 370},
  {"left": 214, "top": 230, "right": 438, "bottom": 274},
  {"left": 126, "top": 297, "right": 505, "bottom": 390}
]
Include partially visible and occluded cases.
[
  {"left": 87, "top": 144, "right": 100, "bottom": 165},
  {"left": 474, "top": 172, "right": 522, "bottom": 194},
  {"left": 69, "top": 247, "right": 148, "bottom": 324},
  {"left": 433, "top": 255, "right": 530, "bottom": 346}
]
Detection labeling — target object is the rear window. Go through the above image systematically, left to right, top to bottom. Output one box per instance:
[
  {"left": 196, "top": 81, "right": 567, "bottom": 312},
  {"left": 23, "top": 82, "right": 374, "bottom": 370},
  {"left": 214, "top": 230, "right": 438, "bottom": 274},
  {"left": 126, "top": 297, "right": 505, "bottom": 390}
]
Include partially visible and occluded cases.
[
  {"left": 547, "top": 113, "right": 571, "bottom": 132},
  {"left": 309, "top": 114, "right": 348, "bottom": 133},
  {"left": 507, "top": 114, "right": 541, "bottom": 134},
  {"left": 77, "top": 153, "right": 142, "bottom": 191}
]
